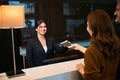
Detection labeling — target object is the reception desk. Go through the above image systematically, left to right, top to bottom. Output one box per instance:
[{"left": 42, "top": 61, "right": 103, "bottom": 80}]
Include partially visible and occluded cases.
[{"left": 0, "top": 58, "right": 84, "bottom": 80}]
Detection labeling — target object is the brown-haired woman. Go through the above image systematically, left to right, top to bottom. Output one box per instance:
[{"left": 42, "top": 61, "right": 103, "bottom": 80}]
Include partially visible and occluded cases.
[{"left": 71, "top": 10, "right": 120, "bottom": 80}]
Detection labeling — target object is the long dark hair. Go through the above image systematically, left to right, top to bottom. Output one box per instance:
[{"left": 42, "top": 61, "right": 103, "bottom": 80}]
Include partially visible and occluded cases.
[
  {"left": 87, "top": 10, "right": 120, "bottom": 60},
  {"left": 35, "top": 20, "right": 46, "bottom": 29}
]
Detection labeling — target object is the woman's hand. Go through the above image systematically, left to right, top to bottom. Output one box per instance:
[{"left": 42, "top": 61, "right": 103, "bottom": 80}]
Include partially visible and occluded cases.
[
  {"left": 70, "top": 44, "right": 87, "bottom": 53},
  {"left": 71, "top": 44, "right": 81, "bottom": 50},
  {"left": 76, "top": 63, "right": 85, "bottom": 76}
]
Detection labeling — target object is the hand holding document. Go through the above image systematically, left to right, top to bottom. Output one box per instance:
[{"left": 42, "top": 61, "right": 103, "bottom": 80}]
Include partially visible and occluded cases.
[
  {"left": 60, "top": 40, "right": 72, "bottom": 48},
  {"left": 60, "top": 40, "right": 87, "bottom": 53}
]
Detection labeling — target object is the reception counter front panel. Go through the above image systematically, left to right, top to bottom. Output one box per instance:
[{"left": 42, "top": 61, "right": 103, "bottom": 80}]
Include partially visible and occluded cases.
[{"left": 0, "top": 58, "right": 84, "bottom": 80}]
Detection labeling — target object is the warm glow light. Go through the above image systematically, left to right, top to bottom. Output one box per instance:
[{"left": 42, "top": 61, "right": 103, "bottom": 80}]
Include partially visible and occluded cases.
[
  {"left": 0, "top": 5, "right": 25, "bottom": 29},
  {"left": 0, "top": 7, "right": 1, "bottom": 27}
]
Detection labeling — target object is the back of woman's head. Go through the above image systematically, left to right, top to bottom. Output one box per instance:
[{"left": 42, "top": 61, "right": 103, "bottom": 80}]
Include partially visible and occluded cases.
[
  {"left": 87, "top": 10, "right": 120, "bottom": 59},
  {"left": 87, "top": 10, "right": 115, "bottom": 39}
]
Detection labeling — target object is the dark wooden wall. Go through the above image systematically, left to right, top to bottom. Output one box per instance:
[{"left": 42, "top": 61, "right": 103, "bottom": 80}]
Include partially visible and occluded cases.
[{"left": 35, "top": 0, "right": 66, "bottom": 37}]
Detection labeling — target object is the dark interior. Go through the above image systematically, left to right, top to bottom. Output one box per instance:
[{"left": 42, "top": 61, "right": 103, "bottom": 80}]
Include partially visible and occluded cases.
[{"left": 0, "top": 0, "right": 120, "bottom": 73}]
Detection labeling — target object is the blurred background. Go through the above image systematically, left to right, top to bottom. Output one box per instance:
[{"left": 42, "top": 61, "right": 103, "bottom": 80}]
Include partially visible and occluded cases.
[{"left": 0, "top": 0, "right": 119, "bottom": 73}]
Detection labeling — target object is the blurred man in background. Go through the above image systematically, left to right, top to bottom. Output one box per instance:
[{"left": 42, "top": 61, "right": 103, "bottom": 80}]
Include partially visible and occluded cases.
[{"left": 114, "top": 0, "right": 120, "bottom": 79}]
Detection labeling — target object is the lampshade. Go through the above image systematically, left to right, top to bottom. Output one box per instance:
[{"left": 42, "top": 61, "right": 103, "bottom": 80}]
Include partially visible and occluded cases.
[{"left": 0, "top": 5, "right": 25, "bottom": 29}]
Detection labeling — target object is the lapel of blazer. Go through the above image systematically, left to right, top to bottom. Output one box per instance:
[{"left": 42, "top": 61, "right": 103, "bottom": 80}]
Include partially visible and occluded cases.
[{"left": 34, "top": 37, "right": 46, "bottom": 54}]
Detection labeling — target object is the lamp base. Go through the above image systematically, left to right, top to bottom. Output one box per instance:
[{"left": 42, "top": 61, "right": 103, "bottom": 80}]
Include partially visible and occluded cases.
[{"left": 6, "top": 70, "right": 25, "bottom": 78}]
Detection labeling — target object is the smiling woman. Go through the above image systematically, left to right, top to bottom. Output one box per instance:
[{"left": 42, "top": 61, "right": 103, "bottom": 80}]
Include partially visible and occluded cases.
[{"left": 26, "top": 20, "right": 68, "bottom": 68}]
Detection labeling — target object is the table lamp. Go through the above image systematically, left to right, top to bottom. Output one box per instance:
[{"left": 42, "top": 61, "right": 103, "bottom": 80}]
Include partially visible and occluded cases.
[{"left": 0, "top": 5, "right": 25, "bottom": 78}]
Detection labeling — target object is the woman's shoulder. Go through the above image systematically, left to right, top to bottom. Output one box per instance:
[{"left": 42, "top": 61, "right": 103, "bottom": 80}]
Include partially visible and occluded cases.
[
  {"left": 27, "top": 37, "right": 38, "bottom": 43},
  {"left": 46, "top": 37, "right": 55, "bottom": 42},
  {"left": 46, "top": 37, "right": 54, "bottom": 40},
  {"left": 85, "top": 44, "right": 101, "bottom": 60},
  {"left": 86, "top": 44, "right": 99, "bottom": 54},
  {"left": 87, "top": 44, "right": 97, "bottom": 49}
]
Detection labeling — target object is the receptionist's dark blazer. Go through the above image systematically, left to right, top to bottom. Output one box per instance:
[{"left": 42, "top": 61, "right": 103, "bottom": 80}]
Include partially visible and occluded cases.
[{"left": 26, "top": 36, "right": 68, "bottom": 68}]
